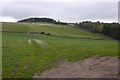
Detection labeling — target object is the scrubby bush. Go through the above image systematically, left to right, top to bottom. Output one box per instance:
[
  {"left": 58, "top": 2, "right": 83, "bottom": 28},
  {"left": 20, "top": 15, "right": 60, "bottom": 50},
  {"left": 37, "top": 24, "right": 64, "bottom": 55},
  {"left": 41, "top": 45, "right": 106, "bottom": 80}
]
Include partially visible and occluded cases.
[
  {"left": 41, "top": 32, "right": 44, "bottom": 34},
  {"left": 47, "top": 33, "right": 50, "bottom": 35}
]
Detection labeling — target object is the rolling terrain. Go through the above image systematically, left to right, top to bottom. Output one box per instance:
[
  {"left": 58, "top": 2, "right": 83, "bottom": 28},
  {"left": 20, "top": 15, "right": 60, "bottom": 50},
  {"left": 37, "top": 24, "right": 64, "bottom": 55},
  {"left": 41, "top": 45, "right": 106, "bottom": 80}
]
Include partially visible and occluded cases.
[
  {"left": 2, "top": 22, "right": 118, "bottom": 78},
  {"left": 2, "top": 22, "right": 109, "bottom": 39}
]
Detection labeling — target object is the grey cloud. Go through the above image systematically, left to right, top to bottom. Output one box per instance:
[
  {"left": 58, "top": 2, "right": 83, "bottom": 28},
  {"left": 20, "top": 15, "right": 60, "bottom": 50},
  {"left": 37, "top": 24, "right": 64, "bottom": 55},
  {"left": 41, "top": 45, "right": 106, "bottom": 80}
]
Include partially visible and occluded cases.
[{"left": 1, "top": 2, "right": 118, "bottom": 22}]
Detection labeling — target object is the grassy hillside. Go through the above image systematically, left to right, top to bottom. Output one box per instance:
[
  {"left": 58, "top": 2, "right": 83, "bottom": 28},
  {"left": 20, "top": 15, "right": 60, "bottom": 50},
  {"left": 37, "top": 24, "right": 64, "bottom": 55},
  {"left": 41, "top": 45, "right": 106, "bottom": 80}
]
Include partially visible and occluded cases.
[
  {"left": 2, "top": 22, "right": 108, "bottom": 39},
  {"left": 2, "top": 22, "right": 118, "bottom": 78},
  {"left": 2, "top": 22, "right": 28, "bottom": 32},
  {"left": 2, "top": 32, "right": 118, "bottom": 78}
]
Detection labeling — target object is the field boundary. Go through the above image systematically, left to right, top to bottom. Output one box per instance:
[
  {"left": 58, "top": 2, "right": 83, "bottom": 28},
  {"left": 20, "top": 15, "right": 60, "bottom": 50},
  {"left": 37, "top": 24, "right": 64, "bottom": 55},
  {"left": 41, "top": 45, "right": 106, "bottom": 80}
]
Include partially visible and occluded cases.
[{"left": 1, "top": 31, "right": 105, "bottom": 40}]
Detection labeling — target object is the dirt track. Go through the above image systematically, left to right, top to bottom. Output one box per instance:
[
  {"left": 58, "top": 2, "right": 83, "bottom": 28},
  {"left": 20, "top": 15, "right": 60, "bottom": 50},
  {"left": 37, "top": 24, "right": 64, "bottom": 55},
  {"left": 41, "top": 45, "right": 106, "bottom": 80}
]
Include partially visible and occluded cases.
[{"left": 33, "top": 56, "right": 118, "bottom": 78}]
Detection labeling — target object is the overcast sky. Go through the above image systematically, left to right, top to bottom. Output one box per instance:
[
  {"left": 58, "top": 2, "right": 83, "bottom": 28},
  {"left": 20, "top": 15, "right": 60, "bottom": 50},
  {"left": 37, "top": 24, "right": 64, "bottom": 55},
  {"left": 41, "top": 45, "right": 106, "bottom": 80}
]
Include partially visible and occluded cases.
[{"left": 0, "top": 0, "right": 119, "bottom": 23}]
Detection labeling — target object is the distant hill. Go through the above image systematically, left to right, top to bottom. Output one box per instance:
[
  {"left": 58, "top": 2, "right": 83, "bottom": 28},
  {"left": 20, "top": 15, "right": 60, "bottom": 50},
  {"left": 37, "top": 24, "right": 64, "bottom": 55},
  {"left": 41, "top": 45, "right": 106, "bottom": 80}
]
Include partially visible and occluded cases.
[
  {"left": 17, "top": 17, "right": 57, "bottom": 23},
  {"left": 17, "top": 17, "right": 68, "bottom": 25},
  {"left": 17, "top": 17, "right": 120, "bottom": 40}
]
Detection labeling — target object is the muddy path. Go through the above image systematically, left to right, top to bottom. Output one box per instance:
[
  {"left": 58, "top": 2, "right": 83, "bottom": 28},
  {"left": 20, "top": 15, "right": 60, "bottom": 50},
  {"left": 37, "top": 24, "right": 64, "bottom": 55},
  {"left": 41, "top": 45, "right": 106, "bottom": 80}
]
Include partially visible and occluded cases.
[{"left": 33, "top": 56, "right": 118, "bottom": 78}]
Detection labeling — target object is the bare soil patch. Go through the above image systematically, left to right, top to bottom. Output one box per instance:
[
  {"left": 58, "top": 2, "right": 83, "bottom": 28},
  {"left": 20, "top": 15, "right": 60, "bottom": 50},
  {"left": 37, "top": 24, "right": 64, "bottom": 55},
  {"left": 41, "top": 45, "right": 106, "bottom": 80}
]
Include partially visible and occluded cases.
[{"left": 33, "top": 56, "right": 118, "bottom": 78}]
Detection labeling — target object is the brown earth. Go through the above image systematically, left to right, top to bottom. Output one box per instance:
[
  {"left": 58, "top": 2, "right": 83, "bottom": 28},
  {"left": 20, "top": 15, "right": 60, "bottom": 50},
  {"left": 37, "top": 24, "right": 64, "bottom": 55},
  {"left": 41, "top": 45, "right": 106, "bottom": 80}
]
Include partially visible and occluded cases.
[{"left": 33, "top": 56, "right": 118, "bottom": 78}]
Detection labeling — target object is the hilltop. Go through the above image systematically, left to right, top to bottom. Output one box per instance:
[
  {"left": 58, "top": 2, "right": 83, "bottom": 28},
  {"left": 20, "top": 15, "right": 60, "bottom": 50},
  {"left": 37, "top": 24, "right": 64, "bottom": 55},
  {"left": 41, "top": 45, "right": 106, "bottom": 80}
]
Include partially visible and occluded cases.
[{"left": 17, "top": 17, "right": 68, "bottom": 25}]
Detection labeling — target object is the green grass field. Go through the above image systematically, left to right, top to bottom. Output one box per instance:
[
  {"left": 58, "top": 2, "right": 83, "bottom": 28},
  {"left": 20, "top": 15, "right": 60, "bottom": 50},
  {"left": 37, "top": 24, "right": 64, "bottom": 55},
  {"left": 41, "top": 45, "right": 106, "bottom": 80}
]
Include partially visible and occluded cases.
[
  {"left": 2, "top": 22, "right": 118, "bottom": 78},
  {"left": 2, "top": 22, "right": 108, "bottom": 39}
]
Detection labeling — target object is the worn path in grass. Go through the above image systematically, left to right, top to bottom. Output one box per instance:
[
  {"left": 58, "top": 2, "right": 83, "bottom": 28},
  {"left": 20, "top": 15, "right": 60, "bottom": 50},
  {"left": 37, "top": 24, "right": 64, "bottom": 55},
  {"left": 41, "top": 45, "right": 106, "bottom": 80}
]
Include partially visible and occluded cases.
[{"left": 33, "top": 57, "right": 118, "bottom": 78}]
